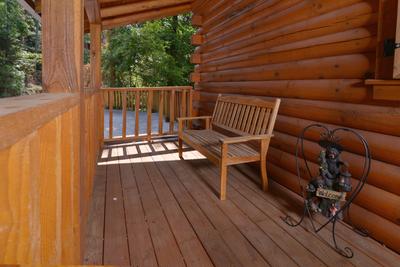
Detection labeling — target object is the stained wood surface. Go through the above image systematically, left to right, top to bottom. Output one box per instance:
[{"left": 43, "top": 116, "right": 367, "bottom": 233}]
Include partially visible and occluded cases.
[
  {"left": 42, "top": 0, "right": 84, "bottom": 92},
  {"left": 192, "top": 0, "right": 400, "bottom": 252},
  {"left": 103, "top": 87, "right": 192, "bottom": 142},
  {"left": 0, "top": 93, "right": 79, "bottom": 150},
  {"left": 84, "top": 139, "right": 400, "bottom": 267}
]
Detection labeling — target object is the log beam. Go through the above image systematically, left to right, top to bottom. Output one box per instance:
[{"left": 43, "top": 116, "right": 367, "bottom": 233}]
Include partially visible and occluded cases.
[
  {"left": 85, "top": 0, "right": 101, "bottom": 24},
  {"left": 100, "top": 0, "right": 192, "bottom": 18},
  {"left": 102, "top": 4, "right": 191, "bottom": 29},
  {"left": 191, "top": 15, "right": 203, "bottom": 27},
  {"left": 191, "top": 34, "right": 203, "bottom": 46},
  {"left": 190, "top": 53, "right": 202, "bottom": 64},
  {"left": 191, "top": 72, "right": 201, "bottom": 83}
]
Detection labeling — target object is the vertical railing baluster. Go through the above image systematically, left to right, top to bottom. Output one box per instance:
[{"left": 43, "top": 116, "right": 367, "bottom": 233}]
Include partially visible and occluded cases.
[
  {"left": 169, "top": 89, "right": 175, "bottom": 134},
  {"left": 188, "top": 89, "right": 193, "bottom": 129},
  {"left": 109, "top": 90, "right": 114, "bottom": 139},
  {"left": 122, "top": 90, "right": 127, "bottom": 139},
  {"left": 135, "top": 90, "right": 140, "bottom": 138},
  {"left": 147, "top": 90, "right": 153, "bottom": 141},
  {"left": 158, "top": 90, "right": 164, "bottom": 135},
  {"left": 181, "top": 90, "right": 187, "bottom": 126}
]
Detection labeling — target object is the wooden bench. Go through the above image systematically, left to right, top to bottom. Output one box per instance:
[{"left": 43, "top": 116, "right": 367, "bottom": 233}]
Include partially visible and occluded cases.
[{"left": 178, "top": 94, "right": 281, "bottom": 200}]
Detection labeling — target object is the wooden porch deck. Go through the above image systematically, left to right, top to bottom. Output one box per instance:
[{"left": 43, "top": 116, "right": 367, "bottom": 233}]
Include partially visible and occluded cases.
[{"left": 83, "top": 138, "right": 400, "bottom": 267}]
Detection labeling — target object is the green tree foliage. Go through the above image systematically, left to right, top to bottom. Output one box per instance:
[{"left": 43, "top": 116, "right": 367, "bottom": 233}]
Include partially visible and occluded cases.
[
  {"left": 0, "top": 0, "right": 41, "bottom": 97},
  {"left": 102, "top": 13, "right": 195, "bottom": 87}
]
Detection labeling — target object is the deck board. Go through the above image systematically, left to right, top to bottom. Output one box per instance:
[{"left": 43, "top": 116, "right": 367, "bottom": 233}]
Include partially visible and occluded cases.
[
  {"left": 85, "top": 138, "right": 400, "bottom": 267},
  {"left": 104, "top": 152, "right": 130, "bottom": 266}
]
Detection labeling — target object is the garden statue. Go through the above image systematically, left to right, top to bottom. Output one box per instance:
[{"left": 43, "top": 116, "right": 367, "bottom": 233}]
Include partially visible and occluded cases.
[
  {"left": 283, "top": 124, "right": 371, "bottom": 258},
  {"left": 306, "top": 133, "right": 352, "bottom": 219}
]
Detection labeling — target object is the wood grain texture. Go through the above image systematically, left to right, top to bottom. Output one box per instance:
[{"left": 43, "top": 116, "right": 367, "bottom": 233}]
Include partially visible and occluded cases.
[
  {"left": 42, "top": 0, "right": 84, "bottom": 93},
  {"left": 192, "top": 0, "right": 400, "bottom": 253},
  {"left": 0, "top": 91, "right": 102, "bottom": 265},
  {"left": 0, "top": 93, "right": 79, "bottom": 150},
  {"left": 178, "top": 95, "right": 280, "bottom": 199},
  {"left": 84, "top": 141, "right": 400, "bottom": 266}
]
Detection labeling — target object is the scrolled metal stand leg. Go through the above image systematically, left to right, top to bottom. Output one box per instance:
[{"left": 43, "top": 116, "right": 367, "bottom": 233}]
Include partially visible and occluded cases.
[
  {"left": 282, "top": 201, "right": 308, "bottom": 227},
  {"left": 332, "top": 217, "right": 354, "bottom": 258}
]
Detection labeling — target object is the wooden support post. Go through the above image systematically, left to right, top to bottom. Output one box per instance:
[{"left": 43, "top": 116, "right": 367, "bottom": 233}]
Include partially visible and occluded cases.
[
  {"left": 41, "top": 0, "right": 84, "bottom": 264},
  {"left": 42, "top": 0, "right": 84, "bottom": 93},
  {"left": 90, "top": 23, "right": 103, "bottom": 146},
  {"left": 90, "top": 23, "right": 102, "bottom": 90}
]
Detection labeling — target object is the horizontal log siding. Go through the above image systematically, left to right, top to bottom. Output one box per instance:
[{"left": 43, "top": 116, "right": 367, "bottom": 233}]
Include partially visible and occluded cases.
[{"left": 192, "top": 0, "right": 400, "bottom": 253}]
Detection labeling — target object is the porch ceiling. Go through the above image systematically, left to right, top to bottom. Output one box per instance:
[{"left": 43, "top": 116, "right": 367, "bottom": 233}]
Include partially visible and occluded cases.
[{"left": 26, "top": 0, "right": 194, "bottom": 30}]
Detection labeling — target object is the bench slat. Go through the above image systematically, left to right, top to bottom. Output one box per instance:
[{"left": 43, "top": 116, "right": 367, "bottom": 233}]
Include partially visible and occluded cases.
[
  {"left": 255, "top": 108, "right": 266, "bottom": 135},
  {"left": 182, "top": 129, "right": 259, "bottom": 160}
]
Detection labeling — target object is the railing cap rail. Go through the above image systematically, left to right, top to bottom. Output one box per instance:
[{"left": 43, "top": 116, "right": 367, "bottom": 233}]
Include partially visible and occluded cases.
[
  {"left": 101, "top": 86, "right": 192, "bottom": 92},
  {"left": 0, "top": 93, "right": 80, "bottom": 150}
]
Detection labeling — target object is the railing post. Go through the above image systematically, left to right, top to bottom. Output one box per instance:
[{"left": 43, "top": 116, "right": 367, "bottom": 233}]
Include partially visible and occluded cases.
[
  {"left": 101, "top": 86, "right": 192, "bottom": 141},
  {"left": 169, "top": 89, "right": 175, "bottom": 134},
  {"left": 135, "top": 90, "right": 140, "bottom": 138},
  {"left": 109, "top": 91, "right": 114, "bottom": 139},
  {"left": 122, "top": 91, "right": 127, "bottom": 139},
  {"left": 147, "top": 91, "right": 153, "bottom": 141},
  {"left": 158, "top": 91, "right": 164, "bottom": 135}
]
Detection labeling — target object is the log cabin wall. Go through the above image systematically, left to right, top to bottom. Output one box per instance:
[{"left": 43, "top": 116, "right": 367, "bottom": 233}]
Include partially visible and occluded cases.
[{"left": 191, "top": 0, "right": 400, "bottom": 253}]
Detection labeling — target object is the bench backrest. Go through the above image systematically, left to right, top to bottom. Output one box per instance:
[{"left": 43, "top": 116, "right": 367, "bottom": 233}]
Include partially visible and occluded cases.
[{"left": 211, "top": 95, "right": 281, "bottom": 136}]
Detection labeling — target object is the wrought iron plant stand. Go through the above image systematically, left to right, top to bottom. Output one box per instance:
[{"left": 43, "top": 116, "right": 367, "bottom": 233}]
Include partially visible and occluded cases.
[{"left": 282, "top": 124, "right": 371, "bottom": 258}]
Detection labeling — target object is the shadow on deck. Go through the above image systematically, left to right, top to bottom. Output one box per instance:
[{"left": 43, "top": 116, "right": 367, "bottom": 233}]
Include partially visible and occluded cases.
[{"left": 84, "top": 138, "right": 400, "bottom": 267}]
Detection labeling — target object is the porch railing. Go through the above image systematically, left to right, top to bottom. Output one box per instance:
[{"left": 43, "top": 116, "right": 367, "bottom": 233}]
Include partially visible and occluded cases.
[{"left": 102, "top": 86, "right": 193, "bottom": 142}]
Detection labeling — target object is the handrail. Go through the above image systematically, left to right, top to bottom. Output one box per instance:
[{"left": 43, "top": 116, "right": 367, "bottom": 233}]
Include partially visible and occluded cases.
[
  {"left": 101, "top": 86, "right": 193, "bottom": 142},
  {"left": 102, "top": 86, "right": 192, "bottom": 91},
  {"left": 0, "top": 93, "right": 80, "bottom": 150}
]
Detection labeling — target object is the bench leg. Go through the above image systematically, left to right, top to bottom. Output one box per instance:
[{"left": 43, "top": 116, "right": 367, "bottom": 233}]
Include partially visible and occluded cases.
[
  {"left": 178, "top": 138, "right": 183, "bottom": 159},
  {"left": 260, "top": 139, "right": 269, "bottom": 191},
  {"left": 260, "top": 158, "right": 268, "bottom": 191},
  {"left": 220, "top": 164, "right": 227, "bottom": 200}
]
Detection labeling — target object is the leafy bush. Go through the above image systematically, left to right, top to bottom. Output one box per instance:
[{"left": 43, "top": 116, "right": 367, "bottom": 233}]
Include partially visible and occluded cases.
[
  {"left": 0, "top": 0, "right": 41, "bottom": 98},
  {"left": 102, "top": 13, "right": 196, "bottom": 87}
]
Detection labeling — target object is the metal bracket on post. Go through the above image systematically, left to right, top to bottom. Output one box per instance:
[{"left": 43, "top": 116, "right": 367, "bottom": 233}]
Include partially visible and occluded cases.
[{"left": 383, "top": 38, "right": 400, "bottom": 57}]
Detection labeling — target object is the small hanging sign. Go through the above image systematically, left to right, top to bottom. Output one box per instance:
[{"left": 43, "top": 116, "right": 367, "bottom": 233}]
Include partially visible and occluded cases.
[{"left": 316, "top": 188, "right": 346, "bottom": 201}]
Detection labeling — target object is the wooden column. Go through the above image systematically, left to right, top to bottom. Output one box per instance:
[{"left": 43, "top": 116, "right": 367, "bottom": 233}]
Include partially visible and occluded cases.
[
  {"left": 41, "top": 0, "right": 84, "bottom": 264},
  {"left": 42, "top": 0, "right": 84, "bottom": 92},
  {"left": 90, "top": 23, "right": 104, "bottom": 147},
  {"left": 90, "top": 23, "right": 102, "bottom": 90}
]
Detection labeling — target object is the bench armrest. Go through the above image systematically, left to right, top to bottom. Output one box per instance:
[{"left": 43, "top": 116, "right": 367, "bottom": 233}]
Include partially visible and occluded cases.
[
  {"left": 178, "top": 116, "right": 213, "bottom": 122},
  {"left": 178, "top": 116, "right": 213, "bottom": 134},
  {"left": 219, "top": 134, "right": 273, "bottom": 144}
]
